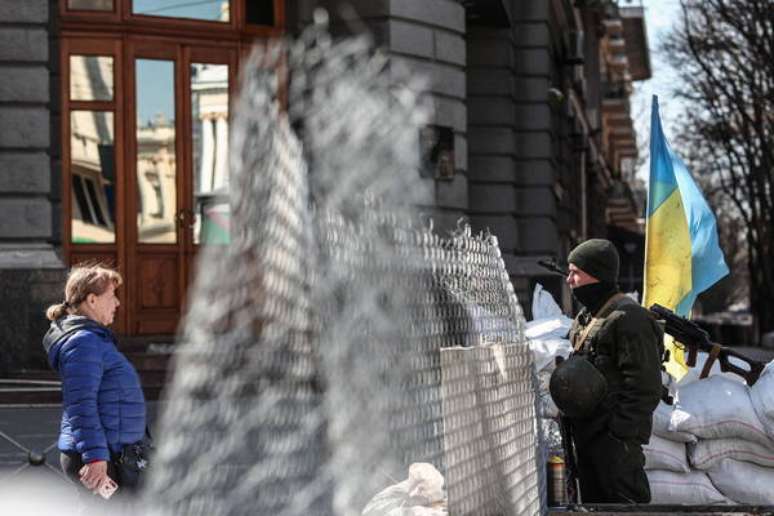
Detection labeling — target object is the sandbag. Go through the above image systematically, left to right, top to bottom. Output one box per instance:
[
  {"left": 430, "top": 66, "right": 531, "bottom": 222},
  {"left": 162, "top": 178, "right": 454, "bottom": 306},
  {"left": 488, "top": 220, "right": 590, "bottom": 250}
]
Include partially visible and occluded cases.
[
  {"left": 530, "top": 283, "right": 564, "bottom": 321},
  {"left": 525, "top": 284, "right": 572, "bottom": 372},
  {"left": 527, "top": 337, "right": 572, "bottom": 373},
  {"left": 751, "top": 361, "right": 774, "bottom": 438},
  {"left": 670, "top": 375, "right": 773, "bottom": 448},
  {"left": 652, "top": 401, "right": 696, "bottom": 443},
  {"left": 644, "top": 434, "right": 689, "bottom": 473},
  {"left": 689, "top": 438, "right": 774, "bottom": 470},
  {"left": 706, "top": 459, "right": 774, "bottom": 505},
  {"left": 362, "top": 463, "right": 446, "bottom": 516},
  {"left": 646, "top": 469, "right": 730, "bottom": 505}
]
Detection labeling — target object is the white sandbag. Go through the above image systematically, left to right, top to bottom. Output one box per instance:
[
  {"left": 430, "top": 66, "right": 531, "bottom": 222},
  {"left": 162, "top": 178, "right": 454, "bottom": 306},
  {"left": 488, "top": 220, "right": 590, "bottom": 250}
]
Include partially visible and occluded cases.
[
  {"left": 531, "top": 283, "right": 564, "bottom": 320},
  {"left": 525, "top": 318, "right": 572, "bottom": 341},
  {"left": 528, "top": 337, "right": 572, "bottom": 372},
  {"left": 677, "top": 351, "right": 749, "bottom": 387},
  {"left": 751, "top": 361, "right": 774, "bottom": 438},
  {"left": 670, "top": 375, "right": 773, "bottom": 448},
  {"left": 652, "top": 401, "right": 696, "bottom": 443},
  {"left": 644, "top": 434, "right": 689, "bottom": 472},
  {"left": 689, "top": 438, "right": 774, "bottom": 470},
  {"left": 706, "top": 459, "right": 774, "bottom": 505},
  {"left": 362, "top": 463, "right": 446, "bottom": 516},
  {"left": 646, "top": 469, "right": 730, "bottom": 505},
  {"left": 383, "top": 507, "right": 447, "bottom": 516}
]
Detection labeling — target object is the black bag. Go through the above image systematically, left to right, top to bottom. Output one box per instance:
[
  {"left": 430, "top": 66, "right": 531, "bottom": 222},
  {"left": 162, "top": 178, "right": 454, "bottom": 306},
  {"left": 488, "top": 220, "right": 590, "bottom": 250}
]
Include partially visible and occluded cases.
[{"left": 113, "top": 436, "right": 153, "bottom": 490}]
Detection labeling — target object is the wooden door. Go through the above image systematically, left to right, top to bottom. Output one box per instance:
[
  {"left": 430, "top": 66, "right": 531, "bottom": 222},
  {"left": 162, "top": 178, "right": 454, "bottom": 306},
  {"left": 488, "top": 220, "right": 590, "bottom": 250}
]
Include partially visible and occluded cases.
[
  {"left": 60, "top": 0, "right": 282, "bottom": 339},
  {"left": 125, "top": 40, "right": 236, "bottom": 335}
]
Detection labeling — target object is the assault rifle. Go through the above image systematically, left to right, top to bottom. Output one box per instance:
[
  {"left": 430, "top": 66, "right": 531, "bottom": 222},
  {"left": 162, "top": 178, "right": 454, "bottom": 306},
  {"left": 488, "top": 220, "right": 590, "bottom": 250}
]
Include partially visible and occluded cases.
[
  {"left": 537, "top": 259, "right": 568, "bottom": 277},
  {"left": 649, "top": 304, "right": 766, "bottom": 387},
  {"left": 554, "top": 356, "right": 580, "bottom": 504}
]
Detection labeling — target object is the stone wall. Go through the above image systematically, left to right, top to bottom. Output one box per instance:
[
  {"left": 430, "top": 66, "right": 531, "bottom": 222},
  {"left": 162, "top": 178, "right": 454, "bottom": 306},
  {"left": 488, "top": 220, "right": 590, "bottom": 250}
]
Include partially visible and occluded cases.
[
  {"left": 0, "top": 0, "right": 66, "bottom": 373},
  {"left": 289, "top": 0, "right": 468, "bottom": 233},
  {"left": 466, "top": 1, "right": 569, "bottom": 313}
]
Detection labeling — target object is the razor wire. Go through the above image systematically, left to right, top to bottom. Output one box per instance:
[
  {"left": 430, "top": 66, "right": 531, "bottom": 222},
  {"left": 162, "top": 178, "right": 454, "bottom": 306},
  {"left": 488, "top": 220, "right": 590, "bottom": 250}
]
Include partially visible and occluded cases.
[{"left": 145, "top": 14, "right": 546, "bottom": 516}]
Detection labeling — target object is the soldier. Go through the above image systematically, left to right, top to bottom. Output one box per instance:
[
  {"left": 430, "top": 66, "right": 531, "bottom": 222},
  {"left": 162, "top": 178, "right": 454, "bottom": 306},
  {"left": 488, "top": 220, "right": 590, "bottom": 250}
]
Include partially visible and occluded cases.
[{"left": 550, "top": 238, "right": 663, "bottom": 503}]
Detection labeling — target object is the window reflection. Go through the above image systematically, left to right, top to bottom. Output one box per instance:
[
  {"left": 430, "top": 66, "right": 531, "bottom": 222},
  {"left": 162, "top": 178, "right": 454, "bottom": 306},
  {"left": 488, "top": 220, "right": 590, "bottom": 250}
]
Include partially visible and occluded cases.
[
  {"left": 68, "top": 0, "right": 113, "bottom": 11},
  {"left": 133, "top": 0, "right": 230, "bottom": 22},
  {"left": 70, "top": 55, "right": 114, "bottom": 101},
  {"left": 136, "top": 59, "right": 177, "bottom": 244},
  {"left": 191, "top": 63, "right": 229, "bottom": 244},
  {"left": 71, "top": 111, "right": 115, "bottom": 243}
]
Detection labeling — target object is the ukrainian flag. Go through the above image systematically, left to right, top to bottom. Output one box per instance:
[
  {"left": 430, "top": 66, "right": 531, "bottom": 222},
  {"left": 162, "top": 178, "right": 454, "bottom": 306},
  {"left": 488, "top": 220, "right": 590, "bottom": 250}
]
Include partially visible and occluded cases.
[{"left": 643, "top": 96, "right": 729, "bottom": 379}]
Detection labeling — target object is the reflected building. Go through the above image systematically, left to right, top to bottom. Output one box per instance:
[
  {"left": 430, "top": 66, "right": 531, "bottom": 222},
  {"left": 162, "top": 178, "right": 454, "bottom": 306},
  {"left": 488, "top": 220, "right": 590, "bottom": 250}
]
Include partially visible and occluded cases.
[
  {"left": 69, "top": 55, "right": 116, "bottom": 244},
  {"left": 191, "top": 63, "right": 229, "bottom": 244},
  {"left": 136, "top": 113, "right": 177, "bottom": 243}
]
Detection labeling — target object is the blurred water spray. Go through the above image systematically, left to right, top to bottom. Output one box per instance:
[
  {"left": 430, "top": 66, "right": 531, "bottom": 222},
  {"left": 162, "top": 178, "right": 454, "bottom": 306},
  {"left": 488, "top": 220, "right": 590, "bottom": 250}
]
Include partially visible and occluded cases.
[{"left": 144, "top": 13, "right": 545, "bottom": 516}]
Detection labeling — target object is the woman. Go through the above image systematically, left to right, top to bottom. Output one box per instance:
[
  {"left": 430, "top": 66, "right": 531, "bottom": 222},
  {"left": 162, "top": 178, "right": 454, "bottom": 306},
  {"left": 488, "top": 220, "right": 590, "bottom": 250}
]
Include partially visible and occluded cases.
[{"left": 42, "top": 264, "right": 147, "bottom": 499}]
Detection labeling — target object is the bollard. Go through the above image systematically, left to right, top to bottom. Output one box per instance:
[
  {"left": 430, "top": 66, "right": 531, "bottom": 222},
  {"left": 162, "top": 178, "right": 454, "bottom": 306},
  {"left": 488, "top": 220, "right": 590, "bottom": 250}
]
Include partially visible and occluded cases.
[{"left": 28, "top": 450, "right": 46, "bottom": 466}]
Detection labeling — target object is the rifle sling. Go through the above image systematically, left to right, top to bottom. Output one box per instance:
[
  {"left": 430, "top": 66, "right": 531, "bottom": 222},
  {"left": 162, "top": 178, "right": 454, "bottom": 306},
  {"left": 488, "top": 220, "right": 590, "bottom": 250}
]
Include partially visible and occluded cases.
[
  {"left": 573, "top": 293, "right": 628, "bottom": 352},
  {"left": 699, "top": 343, "right": 722, "bottom": 379}
]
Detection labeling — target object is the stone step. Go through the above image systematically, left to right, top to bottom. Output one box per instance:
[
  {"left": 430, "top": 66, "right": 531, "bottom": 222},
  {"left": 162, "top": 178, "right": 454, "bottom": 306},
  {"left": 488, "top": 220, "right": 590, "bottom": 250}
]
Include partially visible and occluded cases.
[
  {"left": 118, "top": 335, "right": 176, "bottom": 353},
  {"left": 1, "top": 347, "right": 173, "bottom": 404},
  {"left": 125, "top": 351, "right": 172, "bottom": 372},
  {"left": 0, "top": 379, "right": 61, "bottom": 405},
  {"left": 0, "top": 383, "right": 166, "bottom": 404}
]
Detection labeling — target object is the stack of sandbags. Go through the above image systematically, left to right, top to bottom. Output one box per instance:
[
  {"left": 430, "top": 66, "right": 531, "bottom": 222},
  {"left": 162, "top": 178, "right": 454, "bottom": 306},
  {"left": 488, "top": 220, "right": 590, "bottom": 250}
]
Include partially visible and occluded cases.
[
  {"left": 751, "top": 361, "right": 774, "bottom": 437},
  {"left": 651, "top": 365, "right": 774, "bottom": 505},
  {"left": 644, "top": 400, "right": 731, "bottom": 504}
]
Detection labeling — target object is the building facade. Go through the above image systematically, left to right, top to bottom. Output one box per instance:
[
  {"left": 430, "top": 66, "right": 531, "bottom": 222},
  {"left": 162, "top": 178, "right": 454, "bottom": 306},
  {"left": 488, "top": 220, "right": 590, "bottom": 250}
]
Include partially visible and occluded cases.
[{"left": 0, "top": 0, "right": 647, "bottom": 374}]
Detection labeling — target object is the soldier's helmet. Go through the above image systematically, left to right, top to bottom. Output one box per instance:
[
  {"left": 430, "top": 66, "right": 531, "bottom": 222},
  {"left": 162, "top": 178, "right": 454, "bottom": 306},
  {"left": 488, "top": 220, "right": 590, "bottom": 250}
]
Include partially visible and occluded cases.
[{"left": 549, "top": 356, "right": 608, "bottom": 418}]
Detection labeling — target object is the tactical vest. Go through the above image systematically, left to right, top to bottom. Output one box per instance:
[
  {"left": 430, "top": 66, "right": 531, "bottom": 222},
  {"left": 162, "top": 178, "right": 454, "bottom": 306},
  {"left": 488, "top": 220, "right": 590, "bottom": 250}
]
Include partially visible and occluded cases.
[{"left": 570, "top": 293, "right": 637, "bottom": 355}]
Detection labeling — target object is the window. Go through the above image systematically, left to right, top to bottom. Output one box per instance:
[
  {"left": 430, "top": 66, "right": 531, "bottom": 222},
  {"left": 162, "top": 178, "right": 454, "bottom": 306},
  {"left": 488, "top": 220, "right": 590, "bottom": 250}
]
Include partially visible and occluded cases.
[
  {"left": 68, "top": 0, "right": 113, "bottom": 11},
  {"left": 132, "top": 0, "right": 231, "bottom": 22},
  {"left": 246, "top": 1, "right": 274, "bottom": 26},
  {"left": 70, "top": 55, "right": 114, "bottom": 101},
  {"left": 135, "top": 59, "right": 177, "bottom": 244},
  {"left": 191, "top": 62, "right": 230, "bottom": 244},
  {"left": 70, "top": 110, "right": 116, "bottom": 243}
]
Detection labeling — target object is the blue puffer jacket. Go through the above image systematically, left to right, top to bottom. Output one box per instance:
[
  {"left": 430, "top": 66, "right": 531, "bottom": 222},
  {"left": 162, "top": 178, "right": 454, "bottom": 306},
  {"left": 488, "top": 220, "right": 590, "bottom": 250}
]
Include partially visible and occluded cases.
[{"left": 43, "top": 316, "right": 146, "bottom": 462}]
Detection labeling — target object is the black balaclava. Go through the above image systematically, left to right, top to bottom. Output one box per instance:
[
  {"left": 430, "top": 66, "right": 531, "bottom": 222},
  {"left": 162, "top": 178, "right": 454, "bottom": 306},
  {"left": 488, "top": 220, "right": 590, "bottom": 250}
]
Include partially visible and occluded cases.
[{"left": 572, "top": 281, "right": 619, "bottom": 314}]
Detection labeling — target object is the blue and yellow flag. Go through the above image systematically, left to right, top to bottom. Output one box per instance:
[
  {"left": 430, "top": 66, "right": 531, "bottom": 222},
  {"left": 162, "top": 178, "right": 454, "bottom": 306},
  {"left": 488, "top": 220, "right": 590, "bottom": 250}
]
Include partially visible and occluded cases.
[{"left": 643, "top": 96, "right": 729, "bottom": 379}]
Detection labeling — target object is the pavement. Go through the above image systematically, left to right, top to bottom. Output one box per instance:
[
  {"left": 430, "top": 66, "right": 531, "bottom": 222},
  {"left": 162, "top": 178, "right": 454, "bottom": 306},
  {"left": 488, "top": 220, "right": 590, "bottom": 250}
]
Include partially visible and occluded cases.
[{"left": 0, "top": 402, "right": 161, "bottom": 513}]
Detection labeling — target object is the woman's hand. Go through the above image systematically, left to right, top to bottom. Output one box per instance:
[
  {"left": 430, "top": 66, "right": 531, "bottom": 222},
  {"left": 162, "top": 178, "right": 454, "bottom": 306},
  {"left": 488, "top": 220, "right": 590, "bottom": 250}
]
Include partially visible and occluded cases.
[{"left": 79, "top": 460, "right": 109, "bottom": 491}]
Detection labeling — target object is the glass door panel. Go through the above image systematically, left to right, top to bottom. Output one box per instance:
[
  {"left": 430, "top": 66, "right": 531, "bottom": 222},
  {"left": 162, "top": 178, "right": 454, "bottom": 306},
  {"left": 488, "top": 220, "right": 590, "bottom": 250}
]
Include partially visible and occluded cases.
[
  {"left": 70, "top": 55, "right": 114, "bottom": 101},
  {"left": 135, "top": 59, "right": 177, "bottom": 244},
  {"left": 190, "top": 62, "right": 229, "bottom": 244},
  {"left": 70, "top": 110, "right": 116, "bottom": 243}
]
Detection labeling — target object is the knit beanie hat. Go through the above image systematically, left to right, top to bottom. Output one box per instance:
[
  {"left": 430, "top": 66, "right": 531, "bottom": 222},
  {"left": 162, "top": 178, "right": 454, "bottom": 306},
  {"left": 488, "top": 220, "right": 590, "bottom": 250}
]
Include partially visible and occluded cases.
[{"left": 567, "top": 239, "right": 620, "bottom": 284}]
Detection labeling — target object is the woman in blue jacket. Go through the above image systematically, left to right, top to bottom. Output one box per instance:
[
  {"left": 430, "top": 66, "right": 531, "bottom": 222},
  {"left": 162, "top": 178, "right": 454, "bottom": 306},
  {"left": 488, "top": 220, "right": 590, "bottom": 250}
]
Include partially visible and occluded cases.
[{"left": 43, "top": 265, "right": 146, "bottom": 497}]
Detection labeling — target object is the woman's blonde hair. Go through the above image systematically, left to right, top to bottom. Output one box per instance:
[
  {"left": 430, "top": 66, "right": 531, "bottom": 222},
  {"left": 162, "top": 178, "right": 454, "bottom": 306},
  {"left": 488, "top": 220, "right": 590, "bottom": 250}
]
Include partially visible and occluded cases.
[{"left": 46, "top": 264, "right": 123, "bottom": 321}]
